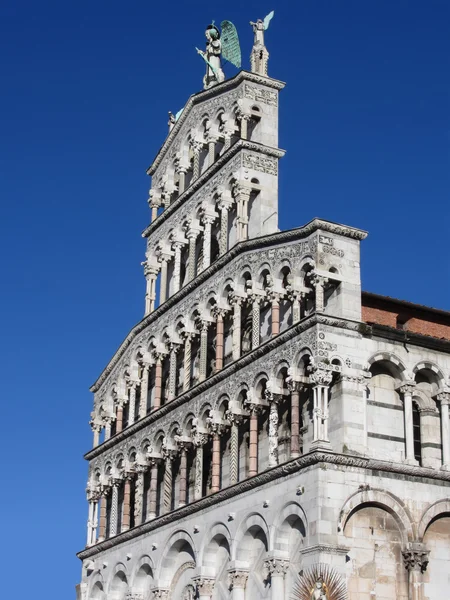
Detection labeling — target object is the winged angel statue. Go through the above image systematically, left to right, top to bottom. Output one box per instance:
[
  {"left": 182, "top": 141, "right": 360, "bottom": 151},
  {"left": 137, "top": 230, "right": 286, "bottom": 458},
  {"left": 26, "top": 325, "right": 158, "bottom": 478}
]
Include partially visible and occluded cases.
[
  {"left": 250, "top": 10, "right": 274, "bottom": 47},
  {"left": 196, "top": 21, "right": 241, "bottom": 89}
]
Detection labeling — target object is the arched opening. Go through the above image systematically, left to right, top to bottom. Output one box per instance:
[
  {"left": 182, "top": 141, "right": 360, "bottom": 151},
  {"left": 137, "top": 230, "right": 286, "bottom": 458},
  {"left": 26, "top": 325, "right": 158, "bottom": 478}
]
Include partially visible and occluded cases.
[
  {"left": 367, "top": 360, "right": 405, "bottom": 462},
  {"left": 344, "top": 504, "right": 408, "bottom": 600},
  {"left": 423, "top": 514, "right": 450, "bottom": 599},
  {"left": 236, "top": 524, "right": 269, "bottom": 598},
  {"left": 109, "top": 570, "right": 128, "bottom": 600}
]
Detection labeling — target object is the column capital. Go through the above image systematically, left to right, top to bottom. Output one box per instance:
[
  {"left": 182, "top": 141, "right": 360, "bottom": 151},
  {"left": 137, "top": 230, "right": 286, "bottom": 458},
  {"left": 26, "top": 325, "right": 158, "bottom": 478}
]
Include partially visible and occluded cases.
[
  {"left": 189, "top": 138, "right": 204, "bottom": 154},
  {"left": 232, "top": 182, "right": 252, "bottom": 200},
  {"left": 309, "top": 367, "right": 333, "bottom": 387},
  {"left": 399, "top": 381, "right": 416, "bottom": 395},
  {"left": 437, "top": 391, "right": 450, "bottom": 405},
  {"left": 225, "top": 410, "right": 244, "bottom": 426},
  {"left": 192, "top": 430, "right": 209, "bottom": 447},
  {"left": 402, "top": 543, "right": 429, "bottom": 573},
  {"left": 264, "top": 557, "right": 289, "bottom": 576},
  {"left": 228, "top": 569, "right": 249, "bottom": 589},
  {"left": 192, "top": 577, "right": 215, "bottom": 596},
  {"left": 151, "top": 589, "right": 170, "bottom": 600}
]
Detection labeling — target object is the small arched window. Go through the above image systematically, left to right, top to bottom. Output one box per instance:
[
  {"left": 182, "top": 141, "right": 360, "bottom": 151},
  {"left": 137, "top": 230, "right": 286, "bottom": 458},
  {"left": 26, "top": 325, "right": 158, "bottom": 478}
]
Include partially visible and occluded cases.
[{"left": 412, "top": 402, "right": 422, "bottom": 465}]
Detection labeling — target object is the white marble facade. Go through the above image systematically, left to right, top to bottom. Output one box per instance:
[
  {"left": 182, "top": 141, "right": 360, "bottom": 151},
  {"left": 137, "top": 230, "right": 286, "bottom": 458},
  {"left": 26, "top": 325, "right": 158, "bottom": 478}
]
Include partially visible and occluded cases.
[{"left": 78, "top": 63, "right": 450, "bottom": 600}]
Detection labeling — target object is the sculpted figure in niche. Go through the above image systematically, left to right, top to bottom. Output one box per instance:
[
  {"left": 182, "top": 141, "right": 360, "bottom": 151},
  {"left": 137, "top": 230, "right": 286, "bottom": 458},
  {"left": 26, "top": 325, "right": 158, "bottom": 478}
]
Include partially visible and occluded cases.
[{"left": 311, "top": 579, "right": 328, "bottom": 600}]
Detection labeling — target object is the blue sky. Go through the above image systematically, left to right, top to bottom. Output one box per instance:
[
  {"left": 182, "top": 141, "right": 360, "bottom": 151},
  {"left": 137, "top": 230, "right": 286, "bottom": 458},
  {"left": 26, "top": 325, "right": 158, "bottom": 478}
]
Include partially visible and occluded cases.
[{"left": 0, "top": 1, "right": 448, "bottom": 598}]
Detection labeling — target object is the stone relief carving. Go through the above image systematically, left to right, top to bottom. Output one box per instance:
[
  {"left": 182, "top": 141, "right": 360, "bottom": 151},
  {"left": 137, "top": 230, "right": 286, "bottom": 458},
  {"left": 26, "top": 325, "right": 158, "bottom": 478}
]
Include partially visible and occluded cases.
[
  {"left": 244, "top": 83, "right": 278, "bottom": 106},
  {"left": 242, "top": 153, "right": 277, "bottom": 175}
]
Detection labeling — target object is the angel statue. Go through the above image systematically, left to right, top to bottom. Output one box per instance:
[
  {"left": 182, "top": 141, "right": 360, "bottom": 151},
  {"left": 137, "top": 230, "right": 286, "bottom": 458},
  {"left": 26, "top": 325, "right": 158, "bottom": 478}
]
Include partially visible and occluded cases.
[
  {"left": 249, "top": 11, "right": 274, "bottom": 75},
  {"left": 196, "top": 21, "right": 241, "bottom": 90},
  {"left": 311, "top": 578, "right": 328, "bottom": 600}
]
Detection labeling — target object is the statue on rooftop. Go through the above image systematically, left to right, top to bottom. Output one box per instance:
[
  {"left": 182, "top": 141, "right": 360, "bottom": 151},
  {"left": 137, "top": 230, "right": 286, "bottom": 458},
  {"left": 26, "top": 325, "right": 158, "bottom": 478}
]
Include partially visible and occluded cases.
[
  {"left": 250, "top": 11, "right": 274, "bottom": 76},
  {"left": 196, "top": 21, "right": 241, "bottom": 90},
  {"left": 196, "top": 24, "right": 225, "bottom": 89}
]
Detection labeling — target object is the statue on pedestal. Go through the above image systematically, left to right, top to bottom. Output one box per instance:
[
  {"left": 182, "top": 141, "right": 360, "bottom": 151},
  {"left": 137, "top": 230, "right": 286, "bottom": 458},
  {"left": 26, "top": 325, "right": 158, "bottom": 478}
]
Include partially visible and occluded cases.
[
  {"left": 249, "top": 11, "right": 274, "bottom": 75},
  {"left": 196, "top": 21, "right": 241, "bottom": 89},
  {"left": 196, "top": 24, "right": 225, "bottom": 89}
]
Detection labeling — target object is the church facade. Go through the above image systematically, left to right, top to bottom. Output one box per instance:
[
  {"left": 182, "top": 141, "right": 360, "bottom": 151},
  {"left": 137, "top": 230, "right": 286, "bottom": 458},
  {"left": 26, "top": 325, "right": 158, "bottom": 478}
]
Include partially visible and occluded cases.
[{"left": 77, "top": 19, "right": 450, "bottom": 600}]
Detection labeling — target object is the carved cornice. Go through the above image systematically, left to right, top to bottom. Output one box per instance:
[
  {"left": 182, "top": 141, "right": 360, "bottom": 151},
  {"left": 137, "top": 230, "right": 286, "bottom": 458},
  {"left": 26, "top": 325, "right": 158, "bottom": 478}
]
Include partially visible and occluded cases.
[
  {"left": 147, "top": 70, "right": 286, "bottom": 175},
  {"left": 143, "top": 140, "right": 285, "bottom": 239},
  {"left": 90, "top": 223, "right": 367, "bottom": 394},
  {"left": 86, "top": 314, "right": 363, "bottom": 461},
  {"left": 77, "top": 449, "right": 450, "bottom": 561}
]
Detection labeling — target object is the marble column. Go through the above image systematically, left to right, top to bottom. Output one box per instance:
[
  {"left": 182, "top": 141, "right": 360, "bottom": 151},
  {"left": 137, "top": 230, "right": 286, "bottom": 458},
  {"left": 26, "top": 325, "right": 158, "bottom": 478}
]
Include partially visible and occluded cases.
[
  {"left": 238, "top": 113, "right": 251, "bottom": 140},
  {"left": 208, "top": 138, "right": 217, "bottom": 167},
  {"left": 191, "top": 141, "right": 202, "bottom": 181},
  {"left": 178, "top": 167, "right": 187, "bottom": 195},
  {"left": 233, "top": 185, "right": 251, "bottom": 242},
  {"left": 150, "top": 200, "right": 159, "bottom": 222},
  {"left": 218, "top": 201, "right": 231, "bottom": 255},
  {"left": 202, "top": 216, "right": 214, "bottom": 271},
  {"left": 187, "top": 230, "right": 199, "bottom": 281},
  {"left": 172, "top": 242, "right": 183, "bottom": 294},
  {"left": 159, "top": 257, "right": 169, "bottom": 305},
  {"left": 144, "top": 264, "right": 159, "bottom": 316},
  {"left": 312, "top": 274, "right": 326, "bottom": 312},
  {"left": 293, "top": 292, "right": 303, "bottom": 323},
  {"left": 271, "top": 295, "right": 280, "bottom": 336},
  {"left": 252, "top": 297, "right": 261, "bottom": 350},
  {"left": 231, "top": 298, "right": 242, "bottom": 360},
  {"left": 215, "top": 310, "right": 224, "bottom": 371},
  {"left": 199, "top": 321, "right": 209, "bottom": 382},
  {"left": 183, "top": 334, "right": 192, "bottom": 391},
  {"left": 168, "top": 344, "right": 179, "bottom": 401},
  {"left": 153, "top": 355, "right": 163, "bottom": 411},
  {"left": 139, "top": 364, "right": 150, "bottom": 418},
  {"left": 310, "top": 368, "right": 333, "bottom": 444},
  {"left": 289, "top": 381, "right": 301, "bottom": 458},
  {"left": 128, "top": 383, "right": 137, "bottom": 426},
  {"left": 401, "top": 383, "right": 417, "bottom": 464},
  {"left": 438, "top": 392, "right": 450, "bottom": 468},
  {"left": 268, "top": 399, "right": 279, "bottom": 468},
  {"left": 116, "top": 403, "right": 124, "bottom": 433},
  {"left": 248, "top": 406, "right": 259, "bottom": 477},
  {"left": 229, "top": 414, "right": 241, "bottom": 485},
  {"left": 103, "top": 417, "right": 112, "bottom": 441},
  {"left": 91, "top": 423, "right": 101, "bottom": 448},
  {"left": 211, "top": 429, "right": 221, "bottom": 493},
  {"left": 193, "top": 433, "right": 208, "bottom": 501},
  {"left": 178, "top": 445, "right": 188, "bottom": 507},
  {"left": 163, "top": 455, "right": 173, "bottom": 514},
  {"left": 147, "top": 459, "right": 158, "bottom": 520},
  {"left": 134, "top": 466, "right": 146, "bottom": 526},
  {"left": 121, "top": 476, "right": 132, "bottom": 532},
  {"left": 109, "top": 480, "right": 119, "bottom": 537},
  {"left": 98, "top": 493, "right": 108, "bottom": 541},
  {"left": 86, "top": 498, "right": 98, "bottom": 546},
  {"left": 403, "top": 544, "right": 429, "bottom": 600},
  {"left": 264, "top": 559, "right": 289, "bottom": 600},
  {"left": 228, "top": 570, "right": 248, "bottom": 600}
]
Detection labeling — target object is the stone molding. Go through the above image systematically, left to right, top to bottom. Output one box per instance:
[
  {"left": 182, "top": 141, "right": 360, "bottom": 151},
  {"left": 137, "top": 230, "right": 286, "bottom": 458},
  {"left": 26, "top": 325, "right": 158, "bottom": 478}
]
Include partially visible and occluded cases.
[
  {"left": 147, "top": 70, "right": 286, "bottom": 175},
  {"left": 90, "top": 223, "right": 367, "bottom": 394},
  {"left": 77, "top": 449, "right": 450, "bottom": 560},
  {"left": 300, "top": 544, "right": 350, "bottom": 556}
]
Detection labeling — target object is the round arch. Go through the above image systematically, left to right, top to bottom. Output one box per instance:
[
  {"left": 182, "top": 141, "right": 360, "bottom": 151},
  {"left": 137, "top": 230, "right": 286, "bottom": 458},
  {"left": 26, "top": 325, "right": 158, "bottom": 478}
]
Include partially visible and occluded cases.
[
  {"left": 339, "top": 489, "right": 414, "bottom": 544},
  {"left": 418, "top": 499, "right": 450, "bottom": 540},
  {"left": 271, "top": 501, "right": 308, "bottom": 552},
  {"left": 232, "top": 512, "right": 270, "bottom": 560},
  {"left": 157, "top": 529, "right": 197, "bottom": 587}
]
